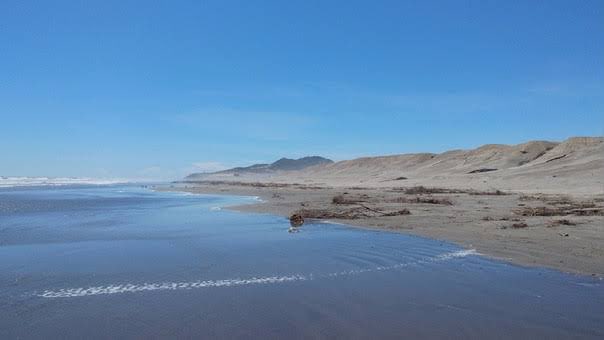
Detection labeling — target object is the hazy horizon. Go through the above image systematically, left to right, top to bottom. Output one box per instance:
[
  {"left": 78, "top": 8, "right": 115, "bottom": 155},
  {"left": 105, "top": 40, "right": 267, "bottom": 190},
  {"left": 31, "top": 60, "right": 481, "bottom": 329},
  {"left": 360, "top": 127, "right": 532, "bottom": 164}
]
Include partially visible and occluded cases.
[{"left": 2, "top": 1, "right": 603, "bottom": 180}]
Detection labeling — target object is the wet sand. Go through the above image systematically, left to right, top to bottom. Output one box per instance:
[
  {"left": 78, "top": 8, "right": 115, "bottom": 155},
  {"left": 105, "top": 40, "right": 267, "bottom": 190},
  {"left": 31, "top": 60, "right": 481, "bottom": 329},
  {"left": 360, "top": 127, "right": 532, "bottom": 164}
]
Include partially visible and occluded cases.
[{"left": 162, "top": 182, "right": 604, "bottom": 277}]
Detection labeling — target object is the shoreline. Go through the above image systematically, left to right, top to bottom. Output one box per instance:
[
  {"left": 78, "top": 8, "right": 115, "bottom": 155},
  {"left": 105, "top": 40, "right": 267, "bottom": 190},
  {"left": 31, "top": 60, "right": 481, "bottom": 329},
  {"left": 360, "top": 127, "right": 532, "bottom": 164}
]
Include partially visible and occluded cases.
[{"left": 158, "top": 182, "right": 604, "bottom": 277}]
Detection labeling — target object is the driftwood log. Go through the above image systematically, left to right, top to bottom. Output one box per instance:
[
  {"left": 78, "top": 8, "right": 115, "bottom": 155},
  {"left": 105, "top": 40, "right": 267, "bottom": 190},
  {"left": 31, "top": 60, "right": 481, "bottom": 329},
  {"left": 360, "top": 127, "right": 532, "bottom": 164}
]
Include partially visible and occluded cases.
[{"left": 289, "top": 213, "right": 305, "bottom": 227}]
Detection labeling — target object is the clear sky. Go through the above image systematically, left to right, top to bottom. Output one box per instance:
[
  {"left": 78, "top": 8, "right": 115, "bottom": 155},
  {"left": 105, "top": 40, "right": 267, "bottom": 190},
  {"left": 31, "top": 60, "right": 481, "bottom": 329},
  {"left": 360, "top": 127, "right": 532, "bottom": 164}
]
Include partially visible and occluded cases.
[{"left": 1, "top": 0, "right": 603, "bottom": 180}]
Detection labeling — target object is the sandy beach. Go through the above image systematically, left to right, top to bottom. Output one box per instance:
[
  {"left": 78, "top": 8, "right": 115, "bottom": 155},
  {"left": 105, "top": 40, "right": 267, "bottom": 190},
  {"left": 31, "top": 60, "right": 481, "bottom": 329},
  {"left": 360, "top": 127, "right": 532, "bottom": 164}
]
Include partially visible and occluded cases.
[{"left": 161, "top": 180, "right": 604, "bottom": 277}]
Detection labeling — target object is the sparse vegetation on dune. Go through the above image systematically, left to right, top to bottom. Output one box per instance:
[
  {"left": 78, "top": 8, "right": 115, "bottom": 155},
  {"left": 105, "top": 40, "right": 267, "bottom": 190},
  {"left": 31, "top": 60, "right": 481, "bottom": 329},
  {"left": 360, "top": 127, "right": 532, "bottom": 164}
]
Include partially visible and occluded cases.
[
  {"left": 393, "top": 186, "right": 510, "bottom": 196},
  {"left": 398, "top": 186, "right": 464, "bottom": 195},
  {"left": 468, "top": 189, "right": 509, "bottom": 196},
  {"left": 332, "top": 193, "right": 453, "bottom": 206},
  {"left": 332, "top": 194, "right": 365, "bottom": 205},
  {"left": 515, "top": 194, "right": 604, "bottom": 216},
  {"left": 390, "top": 196, "right": 453, "bottom": 205},
  {"left": 294, "top": 204, "right": 411, "bottom": 220},
  {"left": 515, "top": 205, "right": 603, "bottom": 217},
  {"left": 293, "top": 208, "right": 372, "bottom": 220},
  {"left": 381, "top": 209, "right": 411, "bottom": 217},
  {"left": 548, "top": 219, "right": 578, "bottom": 227},
  {"left": 511, "top": 222, "right": 528, "bottom": 229}
]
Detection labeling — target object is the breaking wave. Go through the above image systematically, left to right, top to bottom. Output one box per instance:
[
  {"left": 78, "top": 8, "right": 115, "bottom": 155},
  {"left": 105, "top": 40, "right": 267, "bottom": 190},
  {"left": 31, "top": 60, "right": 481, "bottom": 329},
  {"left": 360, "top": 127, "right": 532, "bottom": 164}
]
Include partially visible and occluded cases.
[{"left": 0, "top": 176, "right": 126, "bottom": 188}]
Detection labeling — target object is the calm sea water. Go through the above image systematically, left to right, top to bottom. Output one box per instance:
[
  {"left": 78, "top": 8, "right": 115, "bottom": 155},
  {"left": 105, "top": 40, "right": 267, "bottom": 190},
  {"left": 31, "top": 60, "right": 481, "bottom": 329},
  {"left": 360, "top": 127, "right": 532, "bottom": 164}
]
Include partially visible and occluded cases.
[{"left": 0, "top": 185, "right": 602, "bottom": 339}]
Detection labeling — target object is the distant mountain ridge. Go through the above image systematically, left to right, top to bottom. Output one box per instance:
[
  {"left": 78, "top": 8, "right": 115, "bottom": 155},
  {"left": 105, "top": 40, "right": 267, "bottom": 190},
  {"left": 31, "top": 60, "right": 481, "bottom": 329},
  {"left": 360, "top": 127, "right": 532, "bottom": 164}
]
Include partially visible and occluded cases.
[
  {"left": 182, "top": 137, "right": 604, "bottom": 194},
  {"left": 185, "top": 156, "right": 333, "bottom": 179},
  {"left": 268, "top": 156, "right": 334, "bottom": 171}
]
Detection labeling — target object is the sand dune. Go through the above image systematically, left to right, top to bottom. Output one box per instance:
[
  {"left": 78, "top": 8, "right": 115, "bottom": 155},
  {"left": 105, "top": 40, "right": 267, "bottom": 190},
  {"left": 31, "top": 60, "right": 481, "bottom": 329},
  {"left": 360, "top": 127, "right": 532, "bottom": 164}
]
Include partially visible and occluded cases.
[{"left": 186, "top": 137, "right": 604, "bottom": 194}]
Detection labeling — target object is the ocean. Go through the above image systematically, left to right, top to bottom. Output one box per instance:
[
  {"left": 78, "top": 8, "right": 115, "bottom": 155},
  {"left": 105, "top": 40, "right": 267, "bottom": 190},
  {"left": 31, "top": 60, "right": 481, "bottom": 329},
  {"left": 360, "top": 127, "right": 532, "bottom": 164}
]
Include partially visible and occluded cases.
[{"left": 1, "top": 185, "right": 602, "bottom": 339}]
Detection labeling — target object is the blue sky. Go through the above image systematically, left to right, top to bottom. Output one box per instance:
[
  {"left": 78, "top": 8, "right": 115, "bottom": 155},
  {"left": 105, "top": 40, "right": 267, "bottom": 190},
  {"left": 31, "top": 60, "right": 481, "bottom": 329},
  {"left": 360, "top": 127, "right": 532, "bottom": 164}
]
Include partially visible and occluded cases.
[{"left": 1, "top": 0, "right": 602, "bottom": 180}]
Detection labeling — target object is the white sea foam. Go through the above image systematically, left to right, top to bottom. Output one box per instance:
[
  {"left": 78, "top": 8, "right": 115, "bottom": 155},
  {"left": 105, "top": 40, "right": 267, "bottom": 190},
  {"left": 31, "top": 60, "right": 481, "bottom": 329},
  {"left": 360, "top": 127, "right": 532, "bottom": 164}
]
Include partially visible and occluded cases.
[
  {"left": 0, "top": 176, "right": 126, "bottom": 188},
  {"left": 176, "top": 192, "right": 199, "bottom": 196},
  {"left": 37, "top": 249, "right": 477, "bottom": 299},
  {"left": 434, "top": 249, "right": 477, "bottom": 260},
  {"left": 38, "top": 275, "right": 308, "bottom": 298}
]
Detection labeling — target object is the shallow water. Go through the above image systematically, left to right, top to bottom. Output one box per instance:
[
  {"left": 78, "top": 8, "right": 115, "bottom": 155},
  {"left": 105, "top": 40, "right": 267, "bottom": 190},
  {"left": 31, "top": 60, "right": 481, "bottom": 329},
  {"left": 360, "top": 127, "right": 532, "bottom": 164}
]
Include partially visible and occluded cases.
[{"left": 1, "top": 185, "right": 602, "bottom": 339}]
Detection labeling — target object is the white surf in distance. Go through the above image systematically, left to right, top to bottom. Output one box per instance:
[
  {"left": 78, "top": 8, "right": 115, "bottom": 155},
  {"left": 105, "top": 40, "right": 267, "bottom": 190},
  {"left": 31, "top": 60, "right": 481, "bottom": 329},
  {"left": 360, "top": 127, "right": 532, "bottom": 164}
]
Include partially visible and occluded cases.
[{"left": 0, "top": 176, "right": 127, "bottom": 188}]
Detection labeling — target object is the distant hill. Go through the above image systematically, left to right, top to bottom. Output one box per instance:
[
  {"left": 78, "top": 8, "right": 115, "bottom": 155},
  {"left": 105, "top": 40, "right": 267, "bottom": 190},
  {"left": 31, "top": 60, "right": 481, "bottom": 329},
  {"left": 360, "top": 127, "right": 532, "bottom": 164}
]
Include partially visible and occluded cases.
[
  {"left": 181, "top": 137, "right": 604, "bottom": 194},
  {"left": 183, "top": 137, "right": 604, "bottom": 194},
  {"left": 184, "top": 156, "right": 333, "bottom": 180},
  {"left": 268, "top": 156, "right": 334, "bottom": 171}
]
